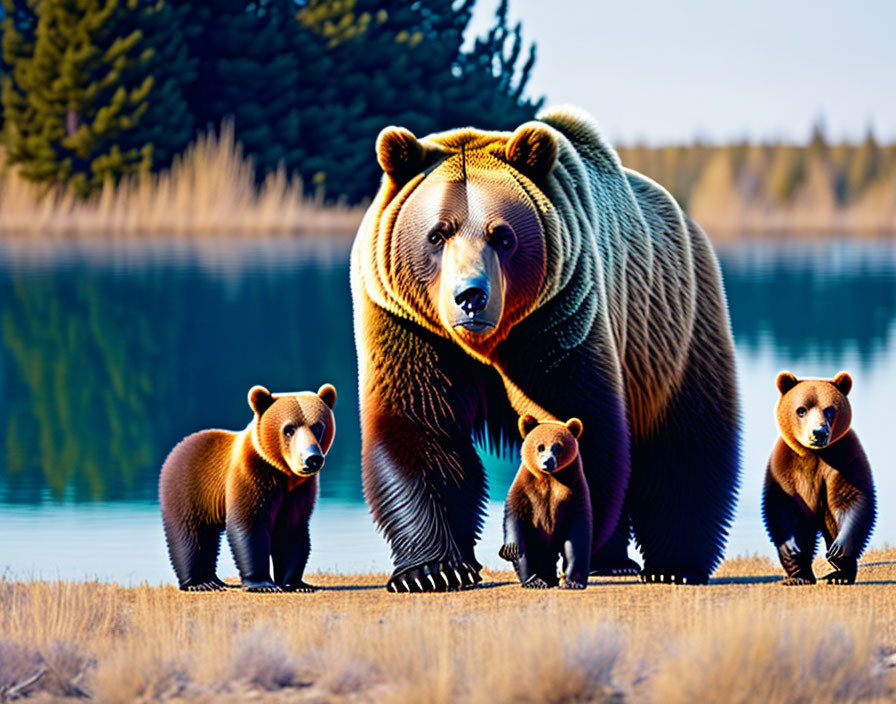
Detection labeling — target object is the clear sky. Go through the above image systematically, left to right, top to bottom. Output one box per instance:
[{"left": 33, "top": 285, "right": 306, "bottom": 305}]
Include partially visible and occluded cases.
[{"left": 468, "top": 0, "right": 894, "bottom": 145}]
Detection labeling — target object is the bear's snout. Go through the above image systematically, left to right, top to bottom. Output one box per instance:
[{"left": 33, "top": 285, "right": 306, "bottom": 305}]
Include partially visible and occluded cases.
[
  {"left": 455, "top": 282, "right": 489, "bottom": 316},
  {"left": 810, "top": 426, "right": 830, "bottom": 447},
  {"left": 302, "top": 446, "right": 324, "bottom": 473},
  {"left": 539, "top": 454, "right": 557, "bottom": 473}
]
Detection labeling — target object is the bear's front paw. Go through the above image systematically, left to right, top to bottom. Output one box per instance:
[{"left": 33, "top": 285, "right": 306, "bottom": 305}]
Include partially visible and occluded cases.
[
  {"left": 499, "top": 543, "right": 522, "bottom": 561},
  {"left": 386, "top": 561, "right": 481, "bottom": 593},
  {"left": 639, "top": 568, "right": 708, "bottom": 585},
  {"left": 821, "top": 570, "right": 855, "bottom": 585},
  {"left": 780, "top": 574, "right": 816, "bottom": 586},
  {"left": 521, "top": 576, "right": 551, "bottom": 589},
  {"left": 558, "top": 577, "right": 586, "bottom": 590},
  {"left": 181, "top": 580, "right": 225, "bottom": 593},
  {"left": 242, "top": 580, "right": 283, "bottom": 593},
  {"left": 282, "top": 580, "right": 317, "bottom": 593}
]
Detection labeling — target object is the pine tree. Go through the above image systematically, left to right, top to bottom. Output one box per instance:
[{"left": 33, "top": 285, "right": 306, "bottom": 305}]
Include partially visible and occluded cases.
[
  {"left": 1, "top": 0, "right": 194, "bottom": 196},
  {"left": 180, "top": 0, "right": 302, "bottom": 176},
  {"left": 294, "top": 0, "right": 542, "bottom": 203}
]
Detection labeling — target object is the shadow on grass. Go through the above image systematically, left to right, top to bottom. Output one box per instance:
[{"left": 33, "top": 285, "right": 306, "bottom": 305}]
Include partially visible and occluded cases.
[{"left": 710, "top": 575, "right": 782, "bottom": 585}]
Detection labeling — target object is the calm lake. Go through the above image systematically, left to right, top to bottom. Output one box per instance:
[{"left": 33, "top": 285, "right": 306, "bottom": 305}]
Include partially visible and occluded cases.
[{"left": 1, "top": 239, "right": 894, "bottom": 585}]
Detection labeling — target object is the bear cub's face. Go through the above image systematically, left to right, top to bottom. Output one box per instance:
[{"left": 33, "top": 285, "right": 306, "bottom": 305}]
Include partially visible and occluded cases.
[
  {"left": 775, "top": 371, "right": 852, "bottom": 451},
  {"left": 249, "top": 384, "right": 337, "bottom": 477},
  {"left": 519, "top": 414, "right": 583, "bottom": 475}
]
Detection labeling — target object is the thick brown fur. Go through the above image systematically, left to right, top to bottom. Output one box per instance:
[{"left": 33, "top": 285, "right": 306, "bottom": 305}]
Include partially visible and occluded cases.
[
  {"left": 352, "top": 106, "right": 740, "bottom": 592},
  {"left": 763, "top": 372, "right": 875, "bottom": 585},
  {"left": 159, "top": 384, "right": 336, "bottom": 592},
  {"left": 500, "top": 416, "right": 592, "bottom": 589}
]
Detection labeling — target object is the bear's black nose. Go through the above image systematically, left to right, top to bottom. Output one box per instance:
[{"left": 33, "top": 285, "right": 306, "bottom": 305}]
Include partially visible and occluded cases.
[
  {"left": 455, "top": 286, "right": 488, "bottom": 315},
  {"left": 811, "top": 428, "right": 829, "bottom": 444},
  {"left": 304, "top": 453, "right": 324, "bottom": 472},
  {"left": 540, "top": 456, "right": 556, "bottom": 472}
]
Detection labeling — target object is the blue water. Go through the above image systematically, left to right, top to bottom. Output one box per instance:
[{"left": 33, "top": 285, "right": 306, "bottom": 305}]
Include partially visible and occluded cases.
[{"left": 1, "top": 240, "right": 894, "bottom": 584}]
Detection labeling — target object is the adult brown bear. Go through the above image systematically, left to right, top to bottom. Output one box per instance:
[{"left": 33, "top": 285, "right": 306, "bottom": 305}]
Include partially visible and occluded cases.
[{"left": 351, "top": 106, "right": 740, "bottom": 591}]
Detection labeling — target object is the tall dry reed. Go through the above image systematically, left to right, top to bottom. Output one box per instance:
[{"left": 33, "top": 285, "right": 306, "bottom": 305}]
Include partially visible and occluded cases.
[{"left": 0, "top": 126, "right": 363, "bottom": 242}]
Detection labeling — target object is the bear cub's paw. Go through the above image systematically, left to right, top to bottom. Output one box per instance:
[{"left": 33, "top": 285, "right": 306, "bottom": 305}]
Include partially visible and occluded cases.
[
  {"left": 499, "top": 543, "right": 522, "bottom": 561},
  {"left": 590, "top": 558, "right": 641, "bottom": 577},
  {"left": 821, "top": 570, "right": 855, "bottom": 585},
  {"left": 779, "top": 575, "right": 816, "bottom": 586},
  {"left": 521, "top": 576, "right": 551, "bottom": 589},
  {"left": 558, "top": 577, "right": 587, "bottom": 590},
  {"left": 181, "top": 580, "right": 226, "bottom": 593},
  {"left": 242, "top": 580, "right": 283, "bottom": 593},
  {"left": 282, "top": 581, "right": 317, "bottom": 593}
]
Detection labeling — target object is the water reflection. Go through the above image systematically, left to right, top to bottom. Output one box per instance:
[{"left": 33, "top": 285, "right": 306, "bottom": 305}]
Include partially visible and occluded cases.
[{"left": 1, "top": 240, "right": 894, "bottom": 580}]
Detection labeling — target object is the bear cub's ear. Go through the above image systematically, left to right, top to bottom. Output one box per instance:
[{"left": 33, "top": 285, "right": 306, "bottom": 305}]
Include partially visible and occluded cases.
[
  {"left": 505, "top": 123, "right": 558, "bottom": 182},
  {"left": 376, "top": 126, "right": 444, "bottom": 183},
  {"left": 775, "top": 371, "right": 799, "bottom": 395},
  {"left": 831, "top": 371, "right": 852, "bottom": 396},
  {"left": 317, "top": 383, "right": 337, "bottom": 409},
  {"left": 248, "top": 385, "right": 275, "bottom": 416},
  {"left": 518, "top": 414, "right": 540, "bottom": 439},
  {"left": 565, "top": 418, "right": 583, "bottom": 439}
]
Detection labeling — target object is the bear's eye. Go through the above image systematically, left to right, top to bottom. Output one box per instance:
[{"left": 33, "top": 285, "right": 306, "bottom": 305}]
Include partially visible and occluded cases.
[
  {"left": 428, "top": 221, "right": 452, "bottom": 246},
  {"left": 489, "top": 224, "right": 516, "bottom": 251},
  {"left": 823, "top": 406, "right": 836, "bottom": 423},
  {"left": 796, "top": 407, "right": 807, "bottom": 418},
  {"left": 310, "top": 421, "right": 325, "bottom": 440},
  {"left": 283, "top": 424, "right": 296, "bottom": 437},
  {"left": 552, "top": 443, "right": 562, "bottom": 454},
  {"left": 537, "top": 444, "right": 545, "bottom": 452}
]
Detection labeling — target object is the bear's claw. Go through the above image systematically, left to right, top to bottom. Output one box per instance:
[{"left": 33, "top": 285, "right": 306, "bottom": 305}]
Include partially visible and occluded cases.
[
  {"left": 499, "top": 543, "right": 522, "bottom": 561},
  {"left": 386, "top": 561, "right": 480, "bottom": 593},
  {"left": 780, "top": 575, "right": 816, "bottom": 586},
  {"left": 521, "top": 576, "right": 551, "bottom": 589},
  {"left": 559, "top": 578, "right": 586, "bottom": 590},
  {"left": 242, "top": 580, "right": 283, "bottom": 593}
]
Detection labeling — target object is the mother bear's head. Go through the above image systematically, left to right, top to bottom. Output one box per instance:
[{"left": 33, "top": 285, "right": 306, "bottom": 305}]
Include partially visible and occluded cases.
[{"left": 368, "top": 122, "right": 561, "bottom": 358}]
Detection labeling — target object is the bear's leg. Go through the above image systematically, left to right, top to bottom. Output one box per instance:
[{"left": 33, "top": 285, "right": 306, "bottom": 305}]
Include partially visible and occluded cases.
[
  {"left": 628, "top": 326, "right": 740, "bottom": 585},
  {"left": 763, "top": 476, "right": 818, "bottom": 584},
  {"left": 225, "top": 487, "right": 281, "bottom": 593},
  {"left": 272, "top": 505, "right": 315, "bottom": 592},
  {"left": 589, "top": 513, "right": 640, "bottom": 576},
  {"left": 163, "top": 519, "right": 225, "bottom": 592},
  {"left": 821, "top": 526, "right": 858, "bottom": 585},
  {"left": 516, "top": 540, "right": 559, "bottom": 589}
]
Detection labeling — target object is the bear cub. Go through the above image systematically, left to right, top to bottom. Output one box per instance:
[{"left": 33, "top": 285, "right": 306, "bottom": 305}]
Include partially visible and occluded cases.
[
  {"left": 763, "top": 371, "right": 875, "bottom": 585},
  {"left": 159, "top": 384, "right": 336, "bottom": 592},
  {"left": 500, "top": 415, "right": 592, "bottom": 589}
]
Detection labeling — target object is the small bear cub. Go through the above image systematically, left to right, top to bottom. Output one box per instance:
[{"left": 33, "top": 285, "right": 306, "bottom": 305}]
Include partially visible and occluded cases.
[
  {"left": 763, "top": 371, "right": 875, "bottom": 585},
  {"left": 159, "top": 384, "right": 336, "bottom": 592},
  {"left": 500, "top": 414, "right": 592, "bottom": 589}
]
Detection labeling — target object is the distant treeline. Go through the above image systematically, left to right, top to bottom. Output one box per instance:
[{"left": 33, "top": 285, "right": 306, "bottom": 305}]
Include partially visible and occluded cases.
[
  {"left": 0, "top": 0, "right": 540, "bottom": 202},
  {"left": 618, "top": 127, "right": 896, "bottom": 238}
]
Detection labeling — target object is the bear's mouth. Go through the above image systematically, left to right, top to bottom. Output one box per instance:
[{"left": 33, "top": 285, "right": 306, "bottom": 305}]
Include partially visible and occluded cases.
[{"left": 451, "top": 318, "right": 497, "bottom": 334}]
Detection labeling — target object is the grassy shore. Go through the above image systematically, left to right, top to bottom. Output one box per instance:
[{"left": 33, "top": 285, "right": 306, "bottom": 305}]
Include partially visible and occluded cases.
[{"left": 2, "top": 550, "right": 895, "bottom": 702}]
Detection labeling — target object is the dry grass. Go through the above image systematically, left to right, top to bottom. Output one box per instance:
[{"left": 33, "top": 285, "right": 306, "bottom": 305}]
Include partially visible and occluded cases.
[
  {"left": 0, "top": 127, "right": 363, "bottom": 243},
  {"left": 2, "top": 550, "right": 896, "bottom": 702}
]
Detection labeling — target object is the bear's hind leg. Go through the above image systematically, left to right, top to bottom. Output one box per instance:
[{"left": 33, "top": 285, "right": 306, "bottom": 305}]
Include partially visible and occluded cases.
[
  {"left": 628, "top": 334, "right": 740, "bottom": 585},
  {"left": 589, "top": 514, "right": 640, "bottom": 576},
  {"left": 164, "top": 521, "right": 225, "bottom": 591}
]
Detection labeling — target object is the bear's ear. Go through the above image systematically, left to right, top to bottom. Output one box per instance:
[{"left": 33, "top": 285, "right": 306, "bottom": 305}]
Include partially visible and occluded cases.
[
  {"left": 505, "top": 123, "right": 557, "bottom": 182},
  {"left": 376, "top": 126, "right": 444, "bottom": 183},
  {"left": 775, "top": 371, "right": 798, "bottom": 395},
  {"left": 831, "top": 371, "right": 852, "bottom": 396},
  {"left": 317, "top": 383, "right": 337, "bottom": 409},
  {"left": 248, "top": 385, "right": 275, "bottom": 417},
  {"left": 518, "top": 414, "right": 539, "bottom": 439},
  {"left": 565, "top": 418, "right": 583, "bottom": 439}
]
